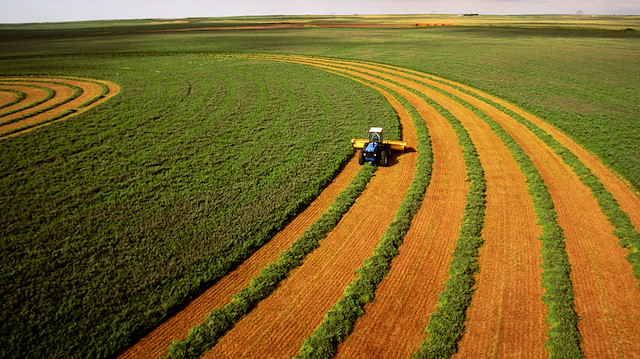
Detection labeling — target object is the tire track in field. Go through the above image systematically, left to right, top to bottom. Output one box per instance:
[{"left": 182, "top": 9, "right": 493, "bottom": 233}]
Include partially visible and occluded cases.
[
  {"left": 202, "top": 58, "right": 419, "bottom": 359},
  {"left": 406, "top": 70, "right": 640, "bottom": 357},
  {"left": 0, "top": 77, "right": 119, "bottom": 138},
  {"left": 118, "top": 157, "right": 362, "bottom": 358}
]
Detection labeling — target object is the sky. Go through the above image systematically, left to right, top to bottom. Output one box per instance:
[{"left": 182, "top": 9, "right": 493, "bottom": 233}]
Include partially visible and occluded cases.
[{"left": 1, "top": 0, "right": 639, "bottom": 23}]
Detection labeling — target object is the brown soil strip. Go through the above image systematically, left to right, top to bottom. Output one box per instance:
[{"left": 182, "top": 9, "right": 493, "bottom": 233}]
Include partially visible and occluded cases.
[
  {"left": 203, "top": 60, "right": 418, "bottom": 359},
  {"left": 421, "top": 76, "right": 640, "bottom": 358},
  {"left": 0, "top": 77, "right": 119, "bottom": 138},
  {"left": 0, "top": 84, "right": 48, "bottom": 117},
  {"left": 438, "top": 92, "right": 546, "bottom": 359},
  {"left": 117, "top": 156, "right": 362, "bottom": 359}
]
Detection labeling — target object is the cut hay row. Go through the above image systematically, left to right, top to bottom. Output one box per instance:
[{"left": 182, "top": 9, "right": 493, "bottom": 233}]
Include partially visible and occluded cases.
[
  {"left": 264, "top": 56, "right": 640, "bottom": 357},
  {"left": 268, "top": 56, "right": 474, "bottom": 359},
  {"left": 335, "top": 58, "right": 640, "bottom": 357},
  {"left": 278, "top": 59, "right": 435, "bottom": 359},
  {"left": 0, "top": 77, "right": 119, "bottom": 138}
]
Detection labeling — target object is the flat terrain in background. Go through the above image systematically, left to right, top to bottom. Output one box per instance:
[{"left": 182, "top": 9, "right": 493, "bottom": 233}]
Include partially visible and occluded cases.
[{"left": 1, "top": 14, "right": 639, "bottom": 358}]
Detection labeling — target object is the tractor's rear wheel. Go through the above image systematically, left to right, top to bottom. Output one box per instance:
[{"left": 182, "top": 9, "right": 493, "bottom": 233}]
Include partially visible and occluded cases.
[
  {"left": 358, "top": 150, "right": 365, "bottom": 165},
  {"left": 380, "top": 150, "right": 388, "bottom": 167}
]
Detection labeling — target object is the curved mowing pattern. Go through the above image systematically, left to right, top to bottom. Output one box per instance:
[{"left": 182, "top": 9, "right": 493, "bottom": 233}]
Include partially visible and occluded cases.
[
  {"left": 121, "top": 55, "right": 640, "bottom": 358},
  {"left": 0, "top": 77, "right": 119, "bottom": 138}
]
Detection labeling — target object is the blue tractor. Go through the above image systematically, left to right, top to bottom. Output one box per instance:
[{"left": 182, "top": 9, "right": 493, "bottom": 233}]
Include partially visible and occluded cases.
[{"left": 351, "top": 127, "right": 406, "bottom": 167}]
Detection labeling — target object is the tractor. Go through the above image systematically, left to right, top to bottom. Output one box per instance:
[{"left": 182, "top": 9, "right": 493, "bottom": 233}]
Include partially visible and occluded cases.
[{"left": 351, "top": 127, "right": 406, "bottom": 166}]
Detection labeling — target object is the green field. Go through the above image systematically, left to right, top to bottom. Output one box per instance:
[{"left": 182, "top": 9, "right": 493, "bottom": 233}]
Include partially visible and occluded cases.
[{"left": 1, "top": 15, "right": 639, "bottom": 358}]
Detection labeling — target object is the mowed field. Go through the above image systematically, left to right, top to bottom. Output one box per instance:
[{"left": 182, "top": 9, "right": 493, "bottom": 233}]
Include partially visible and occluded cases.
[{"left": 1, "top": 15, "right": 640, "bottom": 359}]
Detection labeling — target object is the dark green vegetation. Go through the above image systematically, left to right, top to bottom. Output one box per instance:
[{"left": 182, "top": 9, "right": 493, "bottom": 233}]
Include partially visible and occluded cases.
[
  {"left": 1, "top": 15, "right": 638, "bottom": 358},
  {"left": 0, "top": 55, "right": 397, "bottom": 358},
  {"left": 297, "top": 87, "right": 433, "bottom": 359},
  {"left": 165, "top": 164, "right": 377, "bottom": 359}
]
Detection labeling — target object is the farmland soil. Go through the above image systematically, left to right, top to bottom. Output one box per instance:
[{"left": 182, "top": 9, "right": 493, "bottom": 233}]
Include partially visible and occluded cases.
[
  {"left": 116, "top": 56, "right": 640, "bottom": 358},
  {"left": 425, "top": 76, "right": 640, "bottom": 358},
  {"left": 0, "top": 90, "right": 20, "bottom": 108},
  {"left": 118, "top": 156, "right": 362, "bottom": 358}
]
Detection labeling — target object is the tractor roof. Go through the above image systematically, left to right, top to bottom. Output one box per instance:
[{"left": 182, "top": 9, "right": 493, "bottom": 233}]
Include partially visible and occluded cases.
[{"left": 369, "top": 127, "right": 383, "bottom": 133}]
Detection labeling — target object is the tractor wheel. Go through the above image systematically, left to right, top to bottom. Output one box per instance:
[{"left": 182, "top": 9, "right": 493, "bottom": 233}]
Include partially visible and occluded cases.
[
  {"left": 358, "top": 150, "right": 365, "bottom": 165},
  {"left": 380, "top": 150, "right": 388, "bottom": 167}
]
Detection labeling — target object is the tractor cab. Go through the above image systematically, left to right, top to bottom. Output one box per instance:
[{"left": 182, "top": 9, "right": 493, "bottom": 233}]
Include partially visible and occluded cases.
[{"left": 368, "top": 127, "right": 383, "bottom": 143}]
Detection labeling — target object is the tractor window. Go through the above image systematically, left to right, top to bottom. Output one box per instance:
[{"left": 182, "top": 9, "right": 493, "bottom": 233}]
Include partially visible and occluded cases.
[{"left": 370, "top": 132, "right": 380, "bottom": 142}]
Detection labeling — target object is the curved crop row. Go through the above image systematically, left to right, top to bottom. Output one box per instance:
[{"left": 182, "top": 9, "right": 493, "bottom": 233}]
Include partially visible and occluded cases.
[
  {"left": 100, "top": 55, "right": 640, "bottom": 359},
  {"left": 270, "top": 56, "right": 640, "bottom": 357},
  {"left": 1, "top": 57, "right": 400, "bottom": 359},
  {"left": 199, "top": 57, "right": 418, "bottom": 359},
  {"left": 279, "top": 57, "right": 486, "bottom": 358},
  {"left": 356, "top": 60, "right": 640, "bottom": 357},
  {"left": 362, "top": 62, "right": 582, "bottom": 357},
  {"left": 402, "top": 67, "right": 640, "bottom": 357},
  {"left": 423, "top": 76, "right": 640, "bottom": 289},
  {"left": 0, "top": 77, "right": 118, "bottom": 138},
  {"left": 0, "top": 83, "right": 54, "bottom": 120},
  {"left": 431, "top": 86, "right": 582, "bottom": 356},
  {"left": 0, "top": 88, "right": 27, "bottom": 111},
  {"left": 411, "top": 89, "right": 486, "bottom": 359},
  {"left": 499, "top": 99, "right": 640, "bottom": 285},
  {"left": 163, "top": 164, "right": 377, "bottom": 359}
]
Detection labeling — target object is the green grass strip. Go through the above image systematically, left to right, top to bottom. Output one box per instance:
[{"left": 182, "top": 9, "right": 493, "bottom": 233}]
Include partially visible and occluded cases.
[
  {"left": 411, "top": 77, "right": 582, "bottom": 356},
  {"left": 429, "top": 77, "right": 640, "bottom": 290},
  {"left": 0, "top": 83, "right": 55, "bottom": 120},
  {"left": 295, "top": 83, "right": 432, "bottom": 359},
  {"left": 407, "top": 87, "right": 486, "bottom": 359},
  {"left": 0, "top": 89, "right": 27, "bottom": 111},
  {"left": 163, "top": 164, "right": 377, "bottom": 359}
]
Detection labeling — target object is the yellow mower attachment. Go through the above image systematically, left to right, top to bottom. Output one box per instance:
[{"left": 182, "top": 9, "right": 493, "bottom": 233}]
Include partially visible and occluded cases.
[{"left": 351, "top": 138, "right": 406, "bottom": 151}]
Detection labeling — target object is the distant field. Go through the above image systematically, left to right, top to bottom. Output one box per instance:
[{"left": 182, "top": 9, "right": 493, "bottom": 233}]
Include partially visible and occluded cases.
[{"left": 1, "top": 14, "right": 639, "bottom": 359}]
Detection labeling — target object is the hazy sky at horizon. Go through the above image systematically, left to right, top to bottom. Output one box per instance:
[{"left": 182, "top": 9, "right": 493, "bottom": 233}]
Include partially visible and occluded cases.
[{"left": 1, "top": 0, "right": 638, "bottom": 23}]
